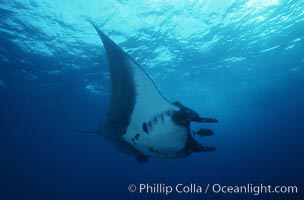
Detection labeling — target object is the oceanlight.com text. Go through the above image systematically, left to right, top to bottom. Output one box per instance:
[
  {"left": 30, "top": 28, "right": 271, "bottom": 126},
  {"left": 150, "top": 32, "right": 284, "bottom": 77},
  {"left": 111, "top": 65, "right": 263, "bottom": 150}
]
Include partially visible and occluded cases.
[{"left": 127, "top": 183, "right": 298, "bottom": 196}]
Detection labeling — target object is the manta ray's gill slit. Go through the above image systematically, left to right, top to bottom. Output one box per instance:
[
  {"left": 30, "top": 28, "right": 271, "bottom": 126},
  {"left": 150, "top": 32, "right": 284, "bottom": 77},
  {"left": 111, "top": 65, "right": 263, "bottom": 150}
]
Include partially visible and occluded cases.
[
  {"left": 143, "top": 109, "right": 176, "bottom": 133},
  {"left": 152, "top": 116, "right": 158, "bottom": 124},
  {"left": 142, "top": 122, "right": 149, "bottom": 133}
]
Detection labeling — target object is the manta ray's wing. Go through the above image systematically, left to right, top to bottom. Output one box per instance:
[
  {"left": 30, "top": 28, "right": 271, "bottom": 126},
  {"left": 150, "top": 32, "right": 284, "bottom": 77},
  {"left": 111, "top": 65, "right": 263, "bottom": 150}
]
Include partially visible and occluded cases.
[{"left": 92, "top": 24, "right": 176, "bottom": 137}]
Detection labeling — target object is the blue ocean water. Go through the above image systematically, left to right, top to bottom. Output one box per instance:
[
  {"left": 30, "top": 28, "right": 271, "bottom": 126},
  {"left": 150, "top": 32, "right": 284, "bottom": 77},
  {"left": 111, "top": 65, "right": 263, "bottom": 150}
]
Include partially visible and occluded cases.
[{"left": 0, "top": 0, "right": 303, "bottom": 199}]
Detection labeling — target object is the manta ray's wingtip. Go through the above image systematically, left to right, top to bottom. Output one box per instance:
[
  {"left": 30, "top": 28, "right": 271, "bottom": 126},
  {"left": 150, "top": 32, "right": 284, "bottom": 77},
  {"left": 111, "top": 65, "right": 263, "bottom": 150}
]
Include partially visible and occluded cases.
[
  {"left": 83, "top": 17, "right": 97, "bottom": 29},
  {"left": 86, "top": 20, "right": 105, "bottom": 37},
  {"left": 87, "top": 20, "right": 98, "bottom": 31},
  {"left": 87, "top": 21, "right": 116, "bottom": 50}
]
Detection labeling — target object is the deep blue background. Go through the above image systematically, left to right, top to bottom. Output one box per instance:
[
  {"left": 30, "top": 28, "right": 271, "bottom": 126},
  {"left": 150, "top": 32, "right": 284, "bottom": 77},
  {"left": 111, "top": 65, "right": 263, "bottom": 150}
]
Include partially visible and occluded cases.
[{"left": 1, "top": 0, "right": 304, "bottom": 199}]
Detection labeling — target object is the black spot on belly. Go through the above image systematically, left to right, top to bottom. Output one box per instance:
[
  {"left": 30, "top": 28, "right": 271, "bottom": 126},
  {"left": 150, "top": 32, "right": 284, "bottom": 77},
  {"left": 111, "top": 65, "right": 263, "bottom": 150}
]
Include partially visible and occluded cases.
[
  {"left": 142, "top": 122, "right": 149, "bottom": 134},
  {"left": 134, "top": 133, "right": 140, "bottom": 140},
  {"left": 131, "top": 138, "right": 136, "bottom": 145},
  {"left": 148, "top": 147, "right": 155, "bottom": 152}
]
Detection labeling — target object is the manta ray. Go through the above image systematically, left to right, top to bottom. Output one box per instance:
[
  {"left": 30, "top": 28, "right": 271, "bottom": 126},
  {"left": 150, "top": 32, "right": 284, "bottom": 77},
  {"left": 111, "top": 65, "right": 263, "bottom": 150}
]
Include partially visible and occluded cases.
[{"left": 90, "top": 23, "right": 218, "bottom": 162}]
